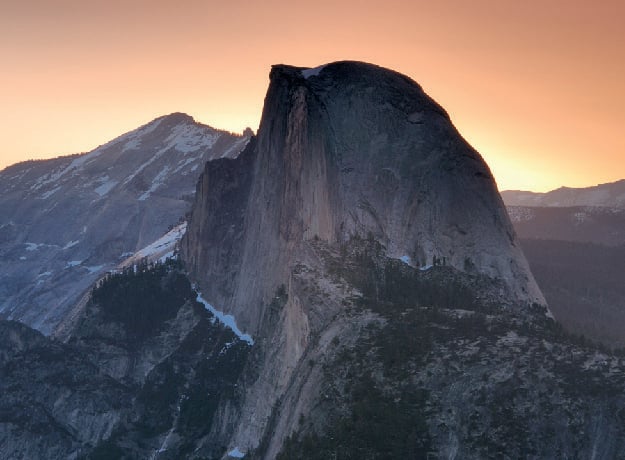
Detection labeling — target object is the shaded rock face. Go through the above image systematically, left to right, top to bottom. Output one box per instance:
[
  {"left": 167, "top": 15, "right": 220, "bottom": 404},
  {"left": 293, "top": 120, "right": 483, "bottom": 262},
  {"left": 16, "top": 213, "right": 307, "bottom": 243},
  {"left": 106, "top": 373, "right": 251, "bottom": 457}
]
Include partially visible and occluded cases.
[
  {"left": 182, "top": 61, "right": 544, "bottom": 337},
  {"left": 0, "top": 113, "right": 251, "bottom": 333}
]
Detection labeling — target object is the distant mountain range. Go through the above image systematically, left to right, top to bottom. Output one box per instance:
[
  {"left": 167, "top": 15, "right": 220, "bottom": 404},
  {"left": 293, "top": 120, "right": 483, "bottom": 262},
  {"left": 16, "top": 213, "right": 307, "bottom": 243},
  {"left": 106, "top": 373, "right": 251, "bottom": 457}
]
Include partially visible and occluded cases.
[
  {"left": 0, "top": 113, "right": 251, "bottom": 334},
  {"left": 502, "top": 179, "right": 625, "bottom": 208}
]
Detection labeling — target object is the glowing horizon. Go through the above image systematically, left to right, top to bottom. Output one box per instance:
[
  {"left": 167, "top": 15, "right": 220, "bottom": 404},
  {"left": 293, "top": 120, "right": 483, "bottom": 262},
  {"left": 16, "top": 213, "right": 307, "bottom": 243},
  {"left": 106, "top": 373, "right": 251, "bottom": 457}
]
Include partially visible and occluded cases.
[{"left": 1, "top": 1, "right": 623, "bottom": 192}]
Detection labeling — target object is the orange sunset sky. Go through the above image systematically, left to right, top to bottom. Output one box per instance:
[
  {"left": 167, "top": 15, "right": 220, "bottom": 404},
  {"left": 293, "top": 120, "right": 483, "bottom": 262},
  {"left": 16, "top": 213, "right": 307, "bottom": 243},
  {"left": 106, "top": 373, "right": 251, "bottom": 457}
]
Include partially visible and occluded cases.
[{"left": 1, "top": 0, "right": 623, "bottom": 191}]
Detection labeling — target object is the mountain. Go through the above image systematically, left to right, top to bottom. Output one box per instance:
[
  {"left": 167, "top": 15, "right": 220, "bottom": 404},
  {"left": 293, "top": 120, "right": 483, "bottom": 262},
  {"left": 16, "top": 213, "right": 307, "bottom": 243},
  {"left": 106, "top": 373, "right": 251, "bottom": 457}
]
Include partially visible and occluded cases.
[
  {"left": 181, "top": 61, "right": 547, "bottom": 456},
  {"left": 4, "top": 62, "right": 625, "bottom": 459},
  {"left": 0, "top": 113, "right": 251, "bottom": 334},
  {"left": 502, "top": 179, "right": 625, "bottom": 208}
]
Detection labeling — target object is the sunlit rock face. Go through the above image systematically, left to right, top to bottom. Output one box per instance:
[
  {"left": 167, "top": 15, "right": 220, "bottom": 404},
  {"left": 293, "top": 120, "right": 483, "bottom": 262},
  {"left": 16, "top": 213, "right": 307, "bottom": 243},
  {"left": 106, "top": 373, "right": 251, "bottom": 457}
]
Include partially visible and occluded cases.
[
  {"left": 182, "top": 61, "right": 544, "bottom": 336},
  {"left": 0, "top": 113, "right": 251, "bottom": 334}
]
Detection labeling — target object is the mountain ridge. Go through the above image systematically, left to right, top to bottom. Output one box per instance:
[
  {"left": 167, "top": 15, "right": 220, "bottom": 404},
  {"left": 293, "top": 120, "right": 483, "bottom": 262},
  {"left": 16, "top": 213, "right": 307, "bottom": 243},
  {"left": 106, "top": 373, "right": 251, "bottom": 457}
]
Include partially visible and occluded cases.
[
  {"left": 0, "top": 112, "right": 251, "bottom": 333},
  {"left": 502, "top": 179, "right": 625, "bottom": 208}
]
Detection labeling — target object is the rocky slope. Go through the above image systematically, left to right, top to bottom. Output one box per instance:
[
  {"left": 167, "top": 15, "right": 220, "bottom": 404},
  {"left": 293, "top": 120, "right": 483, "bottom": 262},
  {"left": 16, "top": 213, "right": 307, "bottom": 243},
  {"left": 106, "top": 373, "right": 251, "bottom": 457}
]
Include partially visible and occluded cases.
[
  {"left": 181, "top": 61, "right": 546, "bottom": 456},
  {"left": 0, "top": 114, "right": 251, "bottom": 334},
  {"left": 502, "top": 179, "right": 625, "bottom": 208},
  {"left": 5, "top": 251, "right": 625, "bottom": 459},
  {"left": 0, "top": 260, "right": 251, "bottom": 460},
  {"left": 0, "top": 320, "right": 130, "bottom": 459}
]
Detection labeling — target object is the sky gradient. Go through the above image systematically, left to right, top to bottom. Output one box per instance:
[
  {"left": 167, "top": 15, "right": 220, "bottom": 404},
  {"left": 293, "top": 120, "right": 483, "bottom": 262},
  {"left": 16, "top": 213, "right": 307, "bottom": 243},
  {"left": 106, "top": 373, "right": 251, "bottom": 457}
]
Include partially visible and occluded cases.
[{"left": 1, "top": 0, "right": 623, "bottom": 191}]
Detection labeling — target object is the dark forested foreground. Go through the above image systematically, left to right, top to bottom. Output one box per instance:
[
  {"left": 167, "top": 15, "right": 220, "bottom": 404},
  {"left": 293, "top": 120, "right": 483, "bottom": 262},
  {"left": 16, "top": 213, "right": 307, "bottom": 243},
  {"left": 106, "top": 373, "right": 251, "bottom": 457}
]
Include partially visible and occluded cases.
[
  {"left": 272, "top": 238, "right": 625, "bottom": 459},
  {"left": 0, "top": 259, "right": 250, "bottom": 459}
]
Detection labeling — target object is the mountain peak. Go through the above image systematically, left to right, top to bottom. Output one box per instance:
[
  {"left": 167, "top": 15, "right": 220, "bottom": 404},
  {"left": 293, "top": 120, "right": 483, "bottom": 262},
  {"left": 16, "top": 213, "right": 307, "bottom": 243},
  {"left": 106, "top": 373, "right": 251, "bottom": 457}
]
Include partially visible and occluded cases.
[
  {"left": 181, "top": 61, "right": 548, "bottom": 455},
  {"left": 270, "top": 61, "right": 449, "bottom": 119},
  {"left": 0, "top": 111, "right": 252, "bottom": 333},
  {"left": 154, "top": 111, "right": 197, "bottom": 125},
  {"left": 148, "top": 112, "right": 199, "bottom": 129}
]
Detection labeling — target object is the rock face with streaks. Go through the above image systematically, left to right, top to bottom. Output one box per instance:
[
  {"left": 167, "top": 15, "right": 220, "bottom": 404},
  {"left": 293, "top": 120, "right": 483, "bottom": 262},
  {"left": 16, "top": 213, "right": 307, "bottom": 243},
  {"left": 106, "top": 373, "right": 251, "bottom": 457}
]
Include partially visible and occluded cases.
[
  {"left": 181, "top": 61, "right": 548, "bottom": 456},
  {"left": 182, "top": 62, "right": 544, "bottom": 337},
  {"left": 0, "top": 113, "right": 251, "bottom": 333}
]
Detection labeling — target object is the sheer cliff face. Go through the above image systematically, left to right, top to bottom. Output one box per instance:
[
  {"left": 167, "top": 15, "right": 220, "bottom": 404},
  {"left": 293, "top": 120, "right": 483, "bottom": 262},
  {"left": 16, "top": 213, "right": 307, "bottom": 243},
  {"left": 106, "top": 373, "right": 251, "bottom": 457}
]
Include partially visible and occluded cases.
[{"left": 183, "top": 61, "right": 544, "bottom": 335}]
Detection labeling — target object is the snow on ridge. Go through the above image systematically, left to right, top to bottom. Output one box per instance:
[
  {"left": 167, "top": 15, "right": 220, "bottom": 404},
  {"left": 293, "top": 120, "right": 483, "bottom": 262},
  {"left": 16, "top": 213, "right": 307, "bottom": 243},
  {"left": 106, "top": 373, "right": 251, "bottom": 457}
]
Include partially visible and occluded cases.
[
  {"left": 302, "top": 65, "right": 327, "bottom": 79},
  {"left": 98, "top": 116, "right": 164, "bottom": 155},
  {"left": 24, "top": 117, "right": 166, "bottom": 191},
  {"left": 123, "top": 122, "right": 218, "bottom": 187},
  {"left": 165, "top": 123, "right": 219, "bottom": 154},
  {"left": 220, "top": 136, "right": 251, "bottom": 159},
  {"left": 121, "top": 137, "right": 141, "bottom": 152},
  {"left": 171, "top": 156, "right": 201, "bottom": 176},
  {"left": 138, "top": 165, "right": 171, "bottom": 201},
  {"left": 94, "top": 177, "right": 119, "bottom": 197},
  {"left": 40, "top": 186, "right": 61, "bottom": 200},
  {"left": 119, "top": 222, "right": 187, "bottom": 267},
  {"left": 63, "top": 240, "right": 80, "bottom": 250},
  {"left": 25, "top": 243, "right": 44, "bottom": 252},
  {"left": 399, "top": 255, "right": 411, "bottom": 265},
  {"left": 85, "top": 265, "right": 106, "bottom": 274},
  {"left": 195, "top": 293, "right": 254, "bottom": 346}
]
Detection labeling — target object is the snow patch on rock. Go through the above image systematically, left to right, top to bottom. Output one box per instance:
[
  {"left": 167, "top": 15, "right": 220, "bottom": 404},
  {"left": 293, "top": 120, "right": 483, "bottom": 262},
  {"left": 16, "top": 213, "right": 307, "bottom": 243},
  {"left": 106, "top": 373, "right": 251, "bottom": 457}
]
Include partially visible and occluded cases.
[
  {"left": 302, "top": 65, "right": 327, "bottom": 79},
  {"left": 165, "top": 123, "right": 218, "bottom": 154},
  {"left": 138, "top": 165, "right": 171, "bottom": 201},
  {"left": 94, "top": 176, "right": 119, "bottom": 197},
  {"left": 40, "top": 186, "right": 61, "bottom": 200},
  {"left": 120, "top": 223, "right": 187, "bottom": 267},
  {"left": 195, "top": 293, "right": 254, "bottom": 346},
  {"left": 227, "top": 447, "right": 246, "bottom": 458}
]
